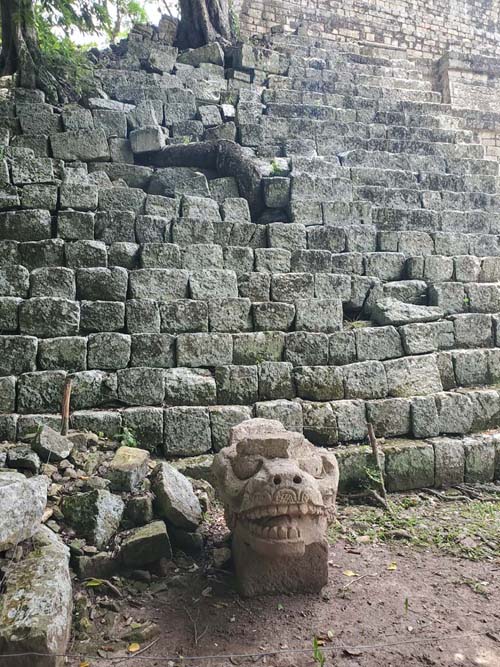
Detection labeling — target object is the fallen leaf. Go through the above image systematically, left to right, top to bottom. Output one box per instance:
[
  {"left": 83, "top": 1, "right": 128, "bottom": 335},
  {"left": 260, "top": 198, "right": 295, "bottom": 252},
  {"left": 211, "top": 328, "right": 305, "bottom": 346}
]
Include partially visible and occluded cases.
[
  {"left": 387, "top": 562, "right": 398, "bottom": 571},
  {"left": 343, "top": 570, "right": 358, "bottom": 577},
  {"left": 85, "top": 578, "right": 104, "bottom": 588},
  {"left": 201, "top": 586, "right": 212, "bottom": 597},
  {"left": 277, "top": 603, "right": 284, "bottom": 611},
  {"left": 327, "top": 630, "right": 334, "bottom": 640},
  {"left": 128, "top": 643, "right": 141, "bottom": 654},
  {"left": 79, "top": 662, "right": 90, "bottom": 667}
]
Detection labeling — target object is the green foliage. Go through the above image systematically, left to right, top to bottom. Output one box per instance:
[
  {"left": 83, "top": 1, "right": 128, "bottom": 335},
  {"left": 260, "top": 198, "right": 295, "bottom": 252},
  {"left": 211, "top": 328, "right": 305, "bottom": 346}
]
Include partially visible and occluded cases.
[
  {"left": 228, "top": 0, "right": 241, "bottom": 40},
  {"left": 34, "top": 8, "right": 97, "bottom": 96},
  {"left": 114, "top": 427, "right": 138, "bottom": 448},
  {"left": 312, "top": 637, "right": 326, "bottom": 666}
]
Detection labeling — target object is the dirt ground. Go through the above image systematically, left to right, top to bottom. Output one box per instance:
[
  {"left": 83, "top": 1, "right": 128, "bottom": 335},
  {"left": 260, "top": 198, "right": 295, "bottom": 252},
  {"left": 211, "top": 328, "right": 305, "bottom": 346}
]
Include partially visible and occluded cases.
[{"left": 71, "top": 491, "right": 500, "bottom": 667}]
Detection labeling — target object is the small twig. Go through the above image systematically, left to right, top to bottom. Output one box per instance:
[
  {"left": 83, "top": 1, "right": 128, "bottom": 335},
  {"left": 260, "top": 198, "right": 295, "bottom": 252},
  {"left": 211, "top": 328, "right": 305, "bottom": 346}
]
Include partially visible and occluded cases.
[
  {"left": 60, "top": 377, "right": 72, "bottom": 436},
  {"left": 367, "top": 423, "right": 389, "bottom": 507},
  {"left": 342, "top": 573, "right": 379, "bottom": 591},
  {"left": 184, "top": 606, "right": 208, "bottom": 646}
]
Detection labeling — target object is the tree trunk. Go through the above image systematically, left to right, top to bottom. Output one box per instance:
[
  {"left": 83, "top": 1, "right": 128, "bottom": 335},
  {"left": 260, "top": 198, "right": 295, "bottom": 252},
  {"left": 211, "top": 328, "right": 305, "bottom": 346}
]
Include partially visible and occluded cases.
[
  {"left": 0, "top": 0, "right": 67, "bottom": 102},
  {"left": 176, "top": 0, "right": 231, "bottom": 50}
]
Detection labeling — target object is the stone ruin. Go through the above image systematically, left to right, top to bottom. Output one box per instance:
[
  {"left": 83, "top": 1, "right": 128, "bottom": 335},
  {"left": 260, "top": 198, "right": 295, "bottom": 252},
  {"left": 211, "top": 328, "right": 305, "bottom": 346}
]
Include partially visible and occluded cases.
[
  {"left": 1, "top": 2, "right": 500, "bottom": 660},
  {"left": 213, "top": 418, "right": 339, "bottom": 596}
]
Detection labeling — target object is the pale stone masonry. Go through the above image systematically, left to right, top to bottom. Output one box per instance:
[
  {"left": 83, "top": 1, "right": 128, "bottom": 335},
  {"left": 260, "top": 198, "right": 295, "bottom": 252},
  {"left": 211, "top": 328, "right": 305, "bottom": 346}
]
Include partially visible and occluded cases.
[{"left": 0, "top": 17, "right": 499, "bottom": 484}]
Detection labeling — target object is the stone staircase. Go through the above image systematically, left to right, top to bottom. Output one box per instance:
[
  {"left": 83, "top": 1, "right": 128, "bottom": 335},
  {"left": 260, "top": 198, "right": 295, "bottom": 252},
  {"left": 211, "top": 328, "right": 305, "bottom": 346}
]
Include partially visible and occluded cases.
[{"left": 1, "top": 26, "right": 500, "bottom": 488}]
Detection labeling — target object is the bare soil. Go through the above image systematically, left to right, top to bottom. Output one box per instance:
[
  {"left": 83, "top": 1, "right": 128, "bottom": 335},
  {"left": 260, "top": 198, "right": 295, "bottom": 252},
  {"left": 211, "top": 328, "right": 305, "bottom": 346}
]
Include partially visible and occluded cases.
[{"left": 71, "top": 492, "right": 500, "bottom": 667}]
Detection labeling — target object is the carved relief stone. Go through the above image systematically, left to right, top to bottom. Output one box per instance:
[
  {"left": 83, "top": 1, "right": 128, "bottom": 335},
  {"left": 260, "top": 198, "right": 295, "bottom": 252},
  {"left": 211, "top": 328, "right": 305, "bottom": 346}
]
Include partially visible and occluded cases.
[{"left": 212, "top": 418, "right": 339, "bottom": 596}]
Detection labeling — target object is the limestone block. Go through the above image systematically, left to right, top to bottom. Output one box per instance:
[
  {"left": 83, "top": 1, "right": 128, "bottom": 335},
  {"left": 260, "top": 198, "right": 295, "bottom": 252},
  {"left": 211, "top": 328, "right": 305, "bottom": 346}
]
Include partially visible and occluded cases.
[
  {"left": 130, "top": 126, "right": 165, "bottom": 153},
  {"left": 51, "top": 128, "right": 110, "bottom": 161},
  {"left": 0, "top": 210, "right": 52, "bottom": 242},
  {"left": 57, "top": 210, "right": 95, "bottom": 241},
  {"left": 95, "top": 210, "right": 136, "bottom": 244},
  {"left": 136, "top": 215, "right": 171, "bottom": 244},
  {"left": 65, "top": 240, "right": 107, "bottom": 269},
  {"left": 182, "top": 244, "right": 224, "bottom": 270},
  {"left": 223, "top": 246, "right": 254, "bottom": 276},
  {"left": 255, "top": 248, "right": 291, "bottom": 274},
  {"left": 30, "top": 266, "right": 76, "bottom": 299},
  {"left": 77, "top": 267, "right": 128, "bottom": 301},
  {"left": 129, "top": 268, "right": 189, "bottom": 301},
  {"left": 189, "top": 269, "right": 238, "bottom": 299},
  {"left": 238, "top": 272, "right": 271, "bottom": 301},
  {"left": 271, "top": 272, "right": 314, "bottom": 302},
  {"left": 19, "top": 297, "right": 80, "bottom": 337},
  {"left": 208, "top": 297, "right": 252, "bottom": 333},
  {"left": 295, "top": 298, "right": 342, "bottom": 333},
  {"left": 126, "top": 299, "right": 160, "bottom": 333},
  {"left": 160, "top": 299, "right": 208, "bottom": 334},
  {"left": 80, "top": 300, "right": 125, "bottom": 332},
  {"left": 355, "top": 326, "right": 403, "bottom": 361},
  {"left": 329, "top": 330, "right": 357, "bottom": 366},
  {"left": 88, "top": 332, "right": 131, "bottom": 370},
  {"left": 177, "top": 332, "right": 233, "bottom": 367},
  {"left": 285, "top": 332, "right": 328, "bottom": 366},
  {"left": 130, "top": 333, "right": 175, "bottom": 368},
  {"left": 0, "top": 335, "right": 37, "bottom": 376},
  {"left": 38, "top": 336, "right": 87, "bottom": 372},
  {"left": 453, "top": 349, "right": 489, "bottom": 387},
  {"left": 384, "top": 354, "right": 443, "bottom": 398},
  {"left": 344, "top": 360, "right": 388, "bottom": 400},
  {"left": 216, "top": 365, "right": 259, "bottom": 404},
  {"left": 294, "top": 366, "right": 343, "bottom": 401},
  {"left": 117, "top": 367, "right": 165, "bottom": 406},
  {"left": 164, "top": 368, "right": 216, "bottom": 405},
  {"left": 70, "top": 370, "right": 118, "bottom": 410},
  {"left": 436, "top": 392, "right": 474, "bottom": 435},
  {"left": 367, "top": 398, "right": 411, "bottom": 437},
  {"left": 255, "top": 399, "right": 303, "bottom": 433},
  {"left": 331, "top": 400, "right": 368, "bottom": 442},
  {"left": 121, "top": 406, "right": 164, "bottom": 452},
  {"left": 163, "top": 406, "right": 212, "bottom": 456},
  {"left": 70, "top": 410, "right": 121, "bottom": 439},
  {"left": 433, "top": 437, "right": 465, "bottom": 487},
  {"left": 464, "top": 437, "right": 496, "bottom": 483},
  {"left": 384, "top": 440, "right": 435, "bottom": 491},
  {"left": 107, "top": 446, "right": 150, "bottom": 492},
  {"left": 153, "top": 462, "right": 202, "bottom": 529},
  {"left": 0, "top": 472, "right": 48, "bottom": 550},
  {"left": 61, "top": 489, "right": 124, "bottom": 548},
  {"left": 0, "top": 527, "right": 72, "bottom": 665}
]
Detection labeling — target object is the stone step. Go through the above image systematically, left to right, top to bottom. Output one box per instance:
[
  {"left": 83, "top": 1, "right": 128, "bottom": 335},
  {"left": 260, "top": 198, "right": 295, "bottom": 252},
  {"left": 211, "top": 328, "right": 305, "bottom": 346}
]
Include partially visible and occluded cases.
[
  {"left": 261, "top": 106, "right": 473, "bottom": 143},
  {"left": 338, "top": 149, "right": 497, "bottom": 175},
  {"left": 350, "top": 167, "right": 497, "bottom": 194},
  {"left": 353, "top": 185, "right": 498, "bottom": 211},
  {"left": 371, "top": 207, "right": 500, "bottom": 237},
  {"left": 3, "top": 383, "right": 500, "bottom": 454}
]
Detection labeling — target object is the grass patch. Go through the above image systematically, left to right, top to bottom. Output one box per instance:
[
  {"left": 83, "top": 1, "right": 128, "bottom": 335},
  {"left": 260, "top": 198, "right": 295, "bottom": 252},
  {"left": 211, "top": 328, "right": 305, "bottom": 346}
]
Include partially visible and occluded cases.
[{"left": 330, "top": 494, "right": 500, "bottom": 561}]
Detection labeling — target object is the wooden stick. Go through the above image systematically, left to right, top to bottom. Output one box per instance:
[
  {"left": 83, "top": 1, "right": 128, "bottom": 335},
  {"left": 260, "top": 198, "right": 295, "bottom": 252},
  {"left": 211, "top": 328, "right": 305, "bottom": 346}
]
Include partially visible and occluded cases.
[
  {"left": 60, "top": 377, "right": 72, "bottom": 436},
  {"left": 367, "top": 422, "right": 388, "bottom": 505}
]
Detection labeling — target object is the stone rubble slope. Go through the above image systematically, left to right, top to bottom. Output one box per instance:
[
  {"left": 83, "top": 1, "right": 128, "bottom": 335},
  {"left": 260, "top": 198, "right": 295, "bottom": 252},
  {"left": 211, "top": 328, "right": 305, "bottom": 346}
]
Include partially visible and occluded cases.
[{"left": 0, "top": 22, "right": 499, "bottom": 485}]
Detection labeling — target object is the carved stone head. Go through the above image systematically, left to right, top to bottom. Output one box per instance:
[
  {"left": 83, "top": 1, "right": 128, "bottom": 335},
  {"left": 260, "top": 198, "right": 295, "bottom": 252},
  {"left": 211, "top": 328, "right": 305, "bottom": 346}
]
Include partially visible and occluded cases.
[{"left": 212, "top": 419, "right": 339, "bottom": 560}]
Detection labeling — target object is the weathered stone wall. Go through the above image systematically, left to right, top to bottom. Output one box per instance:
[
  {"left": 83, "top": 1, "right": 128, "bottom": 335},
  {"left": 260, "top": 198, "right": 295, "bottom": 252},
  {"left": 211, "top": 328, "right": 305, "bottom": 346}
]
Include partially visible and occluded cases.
[{"left": 235, "top": 0, "right": 500, "bottom": 60}]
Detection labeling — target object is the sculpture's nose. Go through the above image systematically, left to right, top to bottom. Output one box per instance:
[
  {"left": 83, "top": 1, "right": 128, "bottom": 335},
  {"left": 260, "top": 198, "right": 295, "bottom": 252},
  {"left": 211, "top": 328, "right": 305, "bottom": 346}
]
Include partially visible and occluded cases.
[{"left": 273, "top": 473, "right": 302, "bottom": 486}]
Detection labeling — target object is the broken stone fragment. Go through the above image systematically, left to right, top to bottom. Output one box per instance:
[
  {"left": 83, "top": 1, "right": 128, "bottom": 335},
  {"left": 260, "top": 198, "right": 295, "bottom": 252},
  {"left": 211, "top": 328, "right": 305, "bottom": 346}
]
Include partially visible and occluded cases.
[
  {"left": 371, "top": 298, "right": 444, "bottom": 326},
  {"left": 33, "top": 425, "right": 74, "bottom": 462},
  {"left": 6, "top": 446, "right": 41, "bottom": 474},
  {"left": 106, "top": 446, "right": 150, "bottom": 492},
  {"left": 152, "top": 462, "right": 202, "bottom": 531},
  {"left": 0, "top": 471, "right": 48, "bottom": 551},
  {"left": 61, "top": 489, "right": 124, "bottom": 549},
  {"left": 120, "top": 520, "right": 172, "bottom": 567},
  {"left": 0, "top": 526, "right": 72, "bottom": 667}
]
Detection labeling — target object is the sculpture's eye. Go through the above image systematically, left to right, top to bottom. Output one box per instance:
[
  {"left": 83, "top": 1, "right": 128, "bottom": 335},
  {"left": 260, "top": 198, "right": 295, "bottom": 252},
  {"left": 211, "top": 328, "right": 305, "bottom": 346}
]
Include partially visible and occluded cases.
[{"left": 232, "top": 455, "right": 263, "bottom": 480}]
